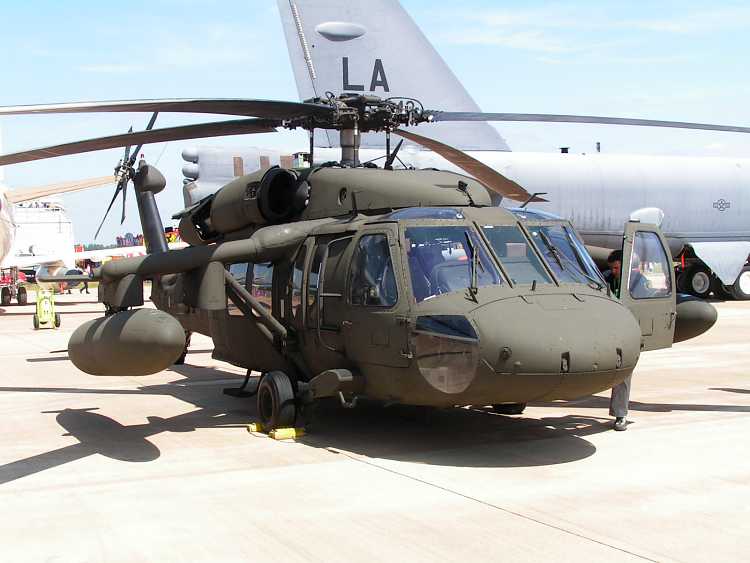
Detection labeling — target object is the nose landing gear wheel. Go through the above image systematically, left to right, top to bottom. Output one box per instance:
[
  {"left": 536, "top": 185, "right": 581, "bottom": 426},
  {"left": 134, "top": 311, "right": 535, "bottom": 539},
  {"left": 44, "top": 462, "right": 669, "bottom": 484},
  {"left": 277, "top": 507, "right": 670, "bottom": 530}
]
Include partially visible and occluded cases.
[{"left": 257, "top": 371, "right": 296, "bottom": 430}]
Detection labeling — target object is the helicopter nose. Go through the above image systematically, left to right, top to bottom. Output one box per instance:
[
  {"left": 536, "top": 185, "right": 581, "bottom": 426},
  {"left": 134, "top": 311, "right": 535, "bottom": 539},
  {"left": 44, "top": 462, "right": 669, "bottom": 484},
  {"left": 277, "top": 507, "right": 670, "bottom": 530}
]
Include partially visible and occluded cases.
[{"left": 471, "top": 294, "right": 642, "bottom": 401}]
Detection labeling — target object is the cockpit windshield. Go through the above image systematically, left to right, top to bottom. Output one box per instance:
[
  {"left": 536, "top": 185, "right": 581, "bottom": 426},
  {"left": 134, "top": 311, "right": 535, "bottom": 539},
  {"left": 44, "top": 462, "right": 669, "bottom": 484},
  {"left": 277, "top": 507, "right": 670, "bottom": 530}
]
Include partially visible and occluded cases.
[
  {"left": 526, "top": 224, "right": 605, "bottom": 287},
  {"left": 405, "top": 225, "right": 502, "bottom": 302},
  {"left": 481, "top": 225, "right": 552, "bottom": 285}
]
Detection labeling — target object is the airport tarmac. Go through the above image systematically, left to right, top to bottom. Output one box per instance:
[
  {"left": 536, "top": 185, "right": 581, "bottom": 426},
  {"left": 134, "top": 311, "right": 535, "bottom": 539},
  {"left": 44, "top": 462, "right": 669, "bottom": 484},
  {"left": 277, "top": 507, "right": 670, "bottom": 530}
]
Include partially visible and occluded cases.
[{"left": 0, "top": 293, "right": 748, "bottom": 562}]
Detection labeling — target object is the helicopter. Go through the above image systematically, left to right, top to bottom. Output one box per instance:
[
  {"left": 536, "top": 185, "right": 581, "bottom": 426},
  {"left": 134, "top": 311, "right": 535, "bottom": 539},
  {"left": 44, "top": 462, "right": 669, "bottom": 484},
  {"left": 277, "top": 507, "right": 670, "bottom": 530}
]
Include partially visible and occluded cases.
[{"left": 0, "top": 94, "right": 724, "bottom": 430}]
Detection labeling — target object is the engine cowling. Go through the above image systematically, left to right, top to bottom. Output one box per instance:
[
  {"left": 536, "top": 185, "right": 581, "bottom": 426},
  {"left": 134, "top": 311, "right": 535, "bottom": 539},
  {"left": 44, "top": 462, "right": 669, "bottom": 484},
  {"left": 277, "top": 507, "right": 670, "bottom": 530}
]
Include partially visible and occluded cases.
[{"left": 178, "top": 167, "right": 310, "bottom": 244}]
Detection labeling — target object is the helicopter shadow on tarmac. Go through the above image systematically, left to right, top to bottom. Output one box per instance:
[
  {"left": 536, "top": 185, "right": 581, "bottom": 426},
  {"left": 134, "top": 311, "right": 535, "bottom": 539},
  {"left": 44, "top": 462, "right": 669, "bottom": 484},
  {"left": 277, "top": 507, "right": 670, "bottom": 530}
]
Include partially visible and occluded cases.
[
  {"left": 0, "top": 362, "right": 613, "bottom": 485},
  {"left": 708, "top": 387, "right": 750, "bottom": 395},
  {"left": 538, "top": 394, "right": 750, "bottom": 414},
  {"left": 298, "top": 401, "right": 607, "bottom": 468}
]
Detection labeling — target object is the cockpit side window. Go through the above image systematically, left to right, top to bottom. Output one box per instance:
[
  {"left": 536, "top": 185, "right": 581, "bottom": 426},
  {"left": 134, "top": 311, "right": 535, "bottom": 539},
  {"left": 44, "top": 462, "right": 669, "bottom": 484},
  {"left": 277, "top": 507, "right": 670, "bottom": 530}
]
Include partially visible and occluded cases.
[
  {"left": 405, "top": 225, "right": 502, "bottom": 303},
  {"left": 481, "top": 225, "right": 552, "bottom": 285},
  {"left": 628, "top": 231, "right": 673, "bottom": 299},
  {"left": 349, "top": 234, "right": 398, "bottom": 307}
]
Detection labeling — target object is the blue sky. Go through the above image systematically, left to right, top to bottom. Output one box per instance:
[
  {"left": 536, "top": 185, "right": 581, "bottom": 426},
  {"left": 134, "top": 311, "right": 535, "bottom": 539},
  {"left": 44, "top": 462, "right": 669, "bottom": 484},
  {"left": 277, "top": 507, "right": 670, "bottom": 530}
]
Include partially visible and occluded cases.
[{"left": 1, "top": 0, "right": 749, "bottom": 243}]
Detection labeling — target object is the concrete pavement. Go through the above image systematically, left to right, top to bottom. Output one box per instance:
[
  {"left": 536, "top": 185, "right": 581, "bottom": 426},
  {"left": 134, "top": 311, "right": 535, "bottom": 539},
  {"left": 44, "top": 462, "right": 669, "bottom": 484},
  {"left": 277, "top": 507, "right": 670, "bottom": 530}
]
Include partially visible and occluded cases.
[{"left": 0, "top": 292, "right": 748, "bottom": 562}]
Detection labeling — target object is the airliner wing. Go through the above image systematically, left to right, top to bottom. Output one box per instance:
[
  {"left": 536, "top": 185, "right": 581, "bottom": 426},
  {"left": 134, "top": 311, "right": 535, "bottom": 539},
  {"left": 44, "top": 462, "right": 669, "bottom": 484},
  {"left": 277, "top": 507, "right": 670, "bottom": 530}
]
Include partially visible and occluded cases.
[
  {"left": 7, "top": 176, "right": 115, "bottom": 203},
  {"left": 74, "top": 242, "right": 187, "bottom": 263},
  {"left": 2, "top": 243, "right": 187, "bottom": 270},
  {"left": 1, "top": 255, "right": 64, "bottom": 270}
]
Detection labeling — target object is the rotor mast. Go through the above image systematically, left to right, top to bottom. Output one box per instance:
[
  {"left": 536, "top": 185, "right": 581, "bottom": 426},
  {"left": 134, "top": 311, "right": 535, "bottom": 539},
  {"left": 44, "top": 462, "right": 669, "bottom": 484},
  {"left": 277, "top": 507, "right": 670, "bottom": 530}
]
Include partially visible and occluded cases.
[{"left": 340, "top": 123, "right": 361, "bottom": 167}]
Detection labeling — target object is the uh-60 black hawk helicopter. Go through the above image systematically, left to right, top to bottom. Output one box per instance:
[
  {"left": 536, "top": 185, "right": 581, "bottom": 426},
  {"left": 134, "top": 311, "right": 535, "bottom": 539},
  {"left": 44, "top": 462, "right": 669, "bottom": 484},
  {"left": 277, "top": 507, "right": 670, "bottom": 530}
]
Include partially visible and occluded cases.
[{"left": 0, "top": 94, "right": 723, "bottom": 431}]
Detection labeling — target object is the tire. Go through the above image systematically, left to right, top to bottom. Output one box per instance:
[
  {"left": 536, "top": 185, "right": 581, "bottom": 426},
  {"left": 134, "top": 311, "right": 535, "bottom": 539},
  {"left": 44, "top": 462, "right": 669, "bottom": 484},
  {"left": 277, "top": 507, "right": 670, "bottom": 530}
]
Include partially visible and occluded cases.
[
  {"left": 685, "top": 265, "right": 712, "bottom": 299},
  {"left": 731, "top": 266, "right": 750, "bottom": 301},
  {"left": 710, "top": 276, "right": 733, "bottom": 300},
  {"left": 17, "top": 287, "right": 27, "bottom": 305},
  {"left": 1, "top": 288, "right": 10, "bottom": 306},
  {"left": 33, "top": 313, "right": 40, "bottom": 330},
  {"left": 54, "top": 313, "right": 61, "bottom": 328},
  {"left": 257, "top": 371, "right": 296, "bottom": 430},
  {"left": 491, "top": 403, "right": 527, "bottom": 415}
]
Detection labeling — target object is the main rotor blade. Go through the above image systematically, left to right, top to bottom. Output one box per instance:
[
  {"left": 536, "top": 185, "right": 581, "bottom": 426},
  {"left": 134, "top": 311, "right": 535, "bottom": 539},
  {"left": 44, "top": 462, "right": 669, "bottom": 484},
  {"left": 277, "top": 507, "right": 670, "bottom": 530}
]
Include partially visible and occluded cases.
[
  {"left": 0, "top": 98, "right": 333, "bottom": 121},
  {"left": 429, "top": 112, "right": 750, "bottom": 134},
  {"left": 0, "top": 118, "right": 280, "bottom": 166},
  {"left": 123, "top": 126, "right": 134, "bottom": 163},
  {"left": 394, "top": 129, "right": 544, "bottom": 202},
  {"left": 7, "top": 176, "right": 115, "bottom": 204},
  {"left": 120, "top": 178, "right": 127, "bottom": 224},
  {"left": 95, "top": 183, "right": 123, "bottom": 239}
]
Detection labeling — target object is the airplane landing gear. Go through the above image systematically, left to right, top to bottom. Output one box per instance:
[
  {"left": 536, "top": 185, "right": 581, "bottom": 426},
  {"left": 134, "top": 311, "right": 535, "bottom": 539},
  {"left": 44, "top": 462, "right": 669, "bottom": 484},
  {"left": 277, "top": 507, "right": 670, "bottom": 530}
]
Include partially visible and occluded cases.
[
  {"left": 681, "top": 264, "right": 712, "bottom": 299},
  {"left": 731, "top": 266, "right": 750, "bottom": 300}
]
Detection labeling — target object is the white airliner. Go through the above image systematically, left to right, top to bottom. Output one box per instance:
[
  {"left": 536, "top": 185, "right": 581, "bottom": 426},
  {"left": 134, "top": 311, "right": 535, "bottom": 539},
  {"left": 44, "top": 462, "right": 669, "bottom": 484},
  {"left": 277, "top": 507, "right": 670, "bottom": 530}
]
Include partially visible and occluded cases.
[{"left": 274, "top": 0, "right": 750, "bottom": 300}]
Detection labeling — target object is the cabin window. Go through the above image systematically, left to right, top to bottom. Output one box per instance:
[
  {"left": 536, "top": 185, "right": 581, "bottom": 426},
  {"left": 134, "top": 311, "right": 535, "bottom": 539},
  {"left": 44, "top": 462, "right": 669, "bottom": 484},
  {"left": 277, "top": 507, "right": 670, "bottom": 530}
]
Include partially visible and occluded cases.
[
  {"left": 481, "top": 225, "right": 552, "bottom": 285},
  {"left": 405, "top": 226, "right": 501, "bottom": 303},
  {"left": 628, "top": 232, "right": 673, "bottom": 299},
  {"left": 349, "top": 234, "right": 398, "bottom": 307},
  {"left": 321, "top": 237, "right": 352, "bottom": 328},
  {"left": 306, "top": 244, "right": 326, "bottom": 327},
  {"left": 289, "top": 247, "right": 306, "bottom": 322},
  {"left": 227, "top": 262, "right": 250, "bottom": 316},
  {"left": 228, "top": 262, "right": 250, "bottom": 289},
  {"left": 250, "top": 263, "right": 273, "bottom": 311}
]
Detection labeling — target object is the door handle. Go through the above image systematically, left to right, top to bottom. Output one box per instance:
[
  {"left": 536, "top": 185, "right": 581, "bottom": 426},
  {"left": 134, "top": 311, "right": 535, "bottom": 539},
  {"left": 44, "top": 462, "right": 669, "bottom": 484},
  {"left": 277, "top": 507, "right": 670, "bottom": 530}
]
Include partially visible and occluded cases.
[{"left": 342, "top": 320, "right": 353, "bottom": 329}]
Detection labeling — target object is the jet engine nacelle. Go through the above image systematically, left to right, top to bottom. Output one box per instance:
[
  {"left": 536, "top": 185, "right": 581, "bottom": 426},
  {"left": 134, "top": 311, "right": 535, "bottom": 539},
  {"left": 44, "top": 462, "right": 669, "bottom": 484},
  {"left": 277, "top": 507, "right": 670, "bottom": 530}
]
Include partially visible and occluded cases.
[
  {"left": 178, "top": 167, "right": 310, "bottom": 244},
  {"left": 68, "top": 309, "right": 185, "bottom": 376}
]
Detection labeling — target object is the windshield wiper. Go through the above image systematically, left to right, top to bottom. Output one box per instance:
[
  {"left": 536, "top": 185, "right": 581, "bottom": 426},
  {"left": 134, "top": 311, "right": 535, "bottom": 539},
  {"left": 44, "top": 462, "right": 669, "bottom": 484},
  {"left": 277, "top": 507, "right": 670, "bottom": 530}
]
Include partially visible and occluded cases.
[
  {"left": 538, "top": 229, "right": 565, "bottom": 270},
  {"left": 539, "top": 229, "right": 604, "bottom": 291},
  {"left": 562, "top": 229, "right": 606, "bottom": 291},
  {"left": 464, "top": 232, "right": 479, "bottom": 303}
]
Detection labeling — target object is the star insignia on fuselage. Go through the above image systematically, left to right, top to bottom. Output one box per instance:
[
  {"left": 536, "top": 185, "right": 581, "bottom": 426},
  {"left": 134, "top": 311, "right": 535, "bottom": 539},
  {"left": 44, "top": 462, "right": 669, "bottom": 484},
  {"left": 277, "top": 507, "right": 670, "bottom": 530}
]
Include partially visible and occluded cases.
[{"left": 713, "top": 199, "right": 731, "bottom": 212}]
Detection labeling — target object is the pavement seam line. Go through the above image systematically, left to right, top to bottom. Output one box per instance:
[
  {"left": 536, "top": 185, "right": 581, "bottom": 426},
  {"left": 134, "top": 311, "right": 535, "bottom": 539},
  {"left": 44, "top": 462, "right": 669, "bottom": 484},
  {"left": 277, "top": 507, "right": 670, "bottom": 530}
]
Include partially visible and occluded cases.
[{"left": 329, "top": 448, "right": 660, "bottom": 563}]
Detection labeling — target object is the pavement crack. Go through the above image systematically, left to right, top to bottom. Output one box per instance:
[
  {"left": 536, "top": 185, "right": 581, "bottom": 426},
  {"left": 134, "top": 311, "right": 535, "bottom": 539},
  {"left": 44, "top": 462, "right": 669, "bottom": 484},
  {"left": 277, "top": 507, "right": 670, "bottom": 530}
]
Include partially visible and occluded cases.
[{"left": 329, "top": 448, "right": 659, "bottom": 562}]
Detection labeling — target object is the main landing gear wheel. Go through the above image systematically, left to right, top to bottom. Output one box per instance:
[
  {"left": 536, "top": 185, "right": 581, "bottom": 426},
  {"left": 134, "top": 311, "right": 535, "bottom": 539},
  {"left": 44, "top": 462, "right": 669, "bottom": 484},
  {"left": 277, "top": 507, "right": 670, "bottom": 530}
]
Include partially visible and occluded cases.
[
  {"left": 685, "top": 265, "right": 712, "bottom": 299},
  {"left": 731, "top": 266, "right": 750, "bottom": 301},
  {"left": 17, "top": 287, "right": 27, "bottom": 305},
  {"left": 1, "top": 288, "right": 10, "bottom": 306},
  {"left": 257, "top": 371, "right": 296, "bottom": 430},
  {"left": 491, "top": 403, "right": 527, "bottom": 415}
]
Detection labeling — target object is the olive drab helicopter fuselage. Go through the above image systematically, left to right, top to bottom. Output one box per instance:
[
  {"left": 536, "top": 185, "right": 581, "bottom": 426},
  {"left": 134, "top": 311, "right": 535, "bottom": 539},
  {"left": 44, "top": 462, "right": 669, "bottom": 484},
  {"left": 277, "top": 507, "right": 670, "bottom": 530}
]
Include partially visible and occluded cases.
[
  {"left": 0, "top": 93, "right": 719, "bottom": 430},
  {"left": 91, "top": 163, "right": 679, "bottom": 429}
]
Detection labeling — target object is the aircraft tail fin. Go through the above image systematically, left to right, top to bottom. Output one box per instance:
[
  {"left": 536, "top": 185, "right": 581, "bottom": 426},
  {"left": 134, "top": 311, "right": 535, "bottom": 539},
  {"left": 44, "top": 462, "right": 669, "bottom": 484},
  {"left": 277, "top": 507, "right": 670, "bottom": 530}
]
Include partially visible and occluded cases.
[{"left": 277, "top": 0, "right": 510, "bottom": 151}]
